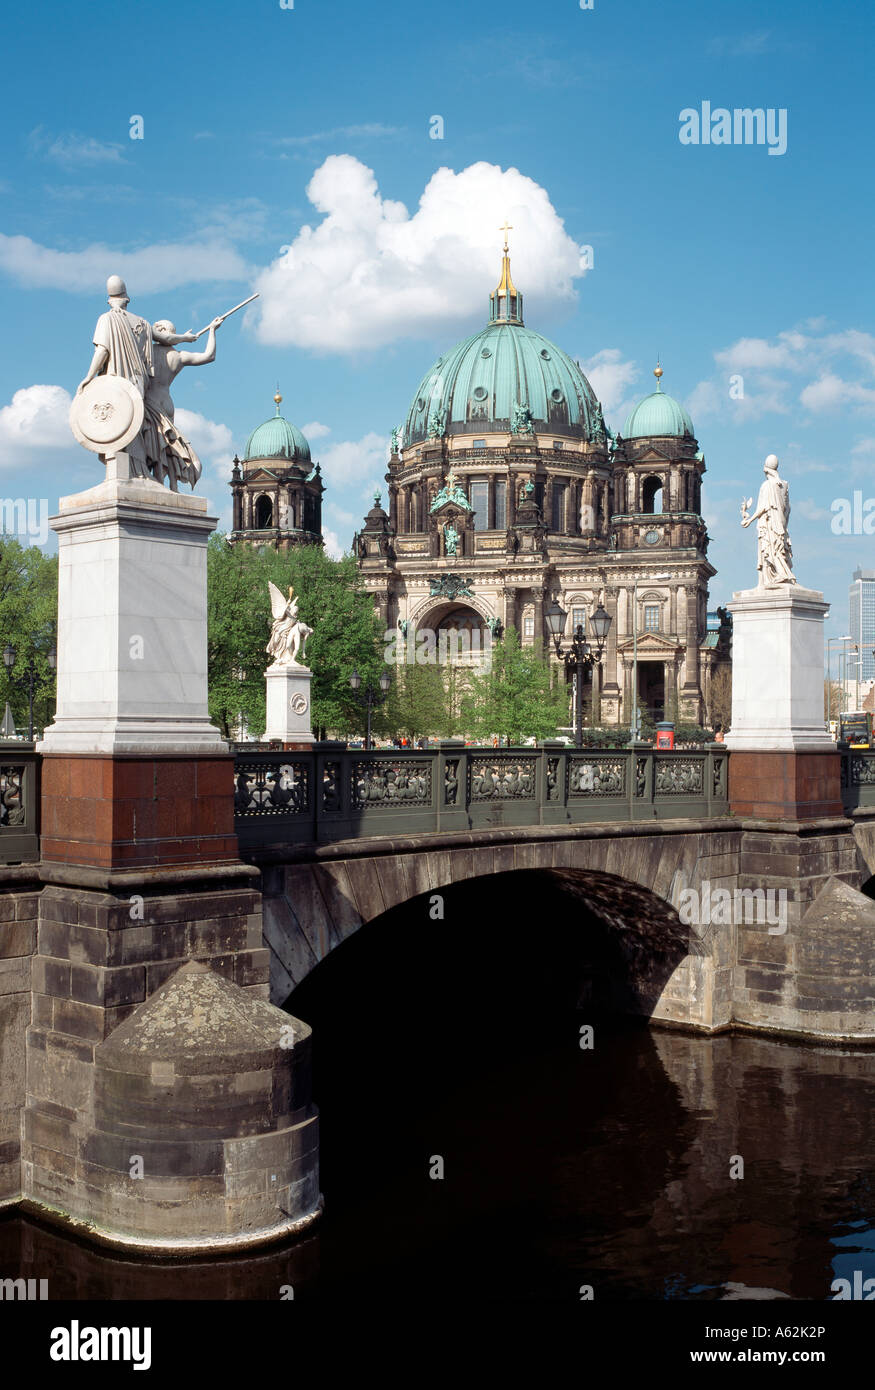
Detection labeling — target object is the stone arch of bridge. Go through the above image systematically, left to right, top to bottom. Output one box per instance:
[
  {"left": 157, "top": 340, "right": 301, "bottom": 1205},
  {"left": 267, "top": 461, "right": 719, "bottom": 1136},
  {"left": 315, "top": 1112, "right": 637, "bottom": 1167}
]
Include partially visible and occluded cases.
[{"left": 262, "top": 833, "right": 721, "bottom": 1020}]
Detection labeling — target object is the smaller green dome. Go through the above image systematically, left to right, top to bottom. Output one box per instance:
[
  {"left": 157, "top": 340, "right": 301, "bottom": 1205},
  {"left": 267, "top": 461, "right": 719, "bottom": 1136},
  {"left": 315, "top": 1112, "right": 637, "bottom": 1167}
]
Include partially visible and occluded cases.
[
  {"left": 623, "top": 367, "right": 693, "bottom": 440},
  {"left": 244, "top": 394, "right": 311, "bottom": 463}
]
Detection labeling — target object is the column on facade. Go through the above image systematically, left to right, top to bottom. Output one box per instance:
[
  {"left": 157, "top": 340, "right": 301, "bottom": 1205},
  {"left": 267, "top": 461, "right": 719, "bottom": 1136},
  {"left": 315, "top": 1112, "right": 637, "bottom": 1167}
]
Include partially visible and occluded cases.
[
  {"left": 669, "top": 465, "right": 680, "bottom": 511},
  {"left": 627, "top": 471, "right": 637, "bottom": 513},
  {"left": 580, "top": 474, "right": 596, "bottom": 536},
  {"left": 669, "top": 584, "right": 678, "bottom": 637},
  {"left": 601, "top": 585, "right": 621, "bottom": 700},
  {"left": 682, "top": 586, "right": 699, "bottom": 689},
  {"left": 503, "top": 588, "right": 518, "bottom": 636},
  {"left": 532, "top": 589, "right": 545, "bottom": 647}
]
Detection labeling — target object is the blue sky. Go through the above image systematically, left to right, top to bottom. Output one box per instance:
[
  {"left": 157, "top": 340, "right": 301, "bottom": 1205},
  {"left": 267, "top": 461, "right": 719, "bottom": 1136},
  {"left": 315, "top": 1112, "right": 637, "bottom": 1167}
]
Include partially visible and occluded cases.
[{"left": 0, "top": 0, "right": 872, "bottom": 643}]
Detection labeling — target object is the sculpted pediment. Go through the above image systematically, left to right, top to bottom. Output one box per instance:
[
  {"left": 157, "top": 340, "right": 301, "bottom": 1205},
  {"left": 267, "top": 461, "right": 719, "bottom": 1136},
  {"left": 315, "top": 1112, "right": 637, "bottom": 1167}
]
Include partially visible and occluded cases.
[
  {"left": 631, "top": 445, "right": 674, "bottom": 465},
  {"left": 617, "top": 631, "right": 678, "bottom": 653}
]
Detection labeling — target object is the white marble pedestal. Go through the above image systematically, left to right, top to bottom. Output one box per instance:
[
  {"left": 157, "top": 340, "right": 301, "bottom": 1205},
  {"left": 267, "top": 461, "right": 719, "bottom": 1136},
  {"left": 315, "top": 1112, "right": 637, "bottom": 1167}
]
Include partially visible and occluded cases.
[
  {"left": 38, "top": 473, "right": 226, "bottom": 755},
  {"left": 724, "top": 585, "right": 832, "bottom": 752},
  {"left": 724, "top": 585, "right": 842, "bottom": 820},
  {"left": 265, "top": 664, "right": 315, "bottom": 744}
]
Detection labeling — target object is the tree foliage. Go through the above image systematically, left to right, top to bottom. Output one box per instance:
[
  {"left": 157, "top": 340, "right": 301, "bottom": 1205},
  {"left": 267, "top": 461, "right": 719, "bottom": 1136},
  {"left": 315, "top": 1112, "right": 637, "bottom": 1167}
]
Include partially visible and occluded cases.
[
  {"left": 0, "top": 536, "right": 58, "bottom": 737},
  {"left": 207, "top": 538, "right": 385, "bottom": 739},
  {"left": 460, "top": 626, "right": 568, "bottom": 744},
  {"left": 382, "top": 661, "right": 449, "bottom": 742}
]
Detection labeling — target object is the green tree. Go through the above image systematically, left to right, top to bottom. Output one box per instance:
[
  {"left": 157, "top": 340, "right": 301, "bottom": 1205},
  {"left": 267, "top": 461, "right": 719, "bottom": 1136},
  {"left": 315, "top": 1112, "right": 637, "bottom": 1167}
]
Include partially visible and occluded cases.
[
  {"left": 0, "top": 536, "right": 58, "bottom": 738},
  {"left": 207, "top": 537, "right": 385, "bottom": 740},
  {"left": 460, "top": 626, "right": 568, "bottom": 744},
  {"left": 383, "top": 660, "right": 448, "bottom": 743}
]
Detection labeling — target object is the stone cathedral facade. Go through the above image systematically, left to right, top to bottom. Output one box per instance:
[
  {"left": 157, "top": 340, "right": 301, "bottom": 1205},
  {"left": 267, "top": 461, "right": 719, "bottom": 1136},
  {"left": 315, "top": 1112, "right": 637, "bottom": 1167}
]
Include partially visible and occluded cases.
[{"left": 353, "top": 246, "right": 730, "bottom": 729}]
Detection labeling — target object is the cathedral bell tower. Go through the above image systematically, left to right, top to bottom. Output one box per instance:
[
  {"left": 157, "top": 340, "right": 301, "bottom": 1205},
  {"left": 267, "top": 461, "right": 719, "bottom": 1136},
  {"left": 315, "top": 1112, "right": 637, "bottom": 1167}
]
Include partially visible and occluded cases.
[{"left": 228, "top": 392, "right": 325, "bottom": 551}]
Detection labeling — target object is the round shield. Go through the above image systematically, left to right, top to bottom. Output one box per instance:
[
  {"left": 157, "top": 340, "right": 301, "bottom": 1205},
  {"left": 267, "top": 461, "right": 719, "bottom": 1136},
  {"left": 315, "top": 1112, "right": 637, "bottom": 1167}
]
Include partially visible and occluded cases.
[{"left": 69, "top": 376, "right": 144, "bottom": 454}]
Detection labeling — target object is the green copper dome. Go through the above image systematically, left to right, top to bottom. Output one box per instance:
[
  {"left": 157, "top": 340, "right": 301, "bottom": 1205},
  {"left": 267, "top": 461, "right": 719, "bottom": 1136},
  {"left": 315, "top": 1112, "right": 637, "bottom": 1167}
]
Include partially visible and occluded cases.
[
  {"left": 404, "top": 252, "right": 603, "bottom": 446},
  {"left": 623, "top": 368, "right": 694, "bottom": 440},
  {"left": 244, "top": 394, "right": 311, "bottom": 463}
]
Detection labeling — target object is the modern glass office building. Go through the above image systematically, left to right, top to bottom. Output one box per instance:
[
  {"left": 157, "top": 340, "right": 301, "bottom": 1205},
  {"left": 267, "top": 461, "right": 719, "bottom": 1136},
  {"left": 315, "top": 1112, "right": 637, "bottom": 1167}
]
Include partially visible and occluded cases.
[{"left": 849, "top": 568, "right": 875, "bottom": 682}]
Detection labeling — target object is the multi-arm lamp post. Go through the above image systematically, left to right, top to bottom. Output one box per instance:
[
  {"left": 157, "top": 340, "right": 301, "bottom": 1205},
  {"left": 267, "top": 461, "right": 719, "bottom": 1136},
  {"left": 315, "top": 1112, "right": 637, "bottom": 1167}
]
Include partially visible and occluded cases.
[
  {"left": 545, "top": 598, "right": 612, "bottom": 748},
  {"left": 827, "top": 635, "right": 851, "bottom": 725},
  {"left": 3, "top": 641, "right": 56, "bottom": 740},
  {"left": 349, "top": 668, "right": 391, "bottom": 750}
]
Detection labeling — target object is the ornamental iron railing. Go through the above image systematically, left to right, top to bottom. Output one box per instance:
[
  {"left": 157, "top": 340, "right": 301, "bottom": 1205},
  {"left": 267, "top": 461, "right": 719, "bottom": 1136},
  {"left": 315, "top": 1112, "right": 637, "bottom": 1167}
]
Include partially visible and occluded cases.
[
  {"left": 0, "top": 742, "right": 40, "bottom": 864},
  {"left": 233, "top": 742, "right": 731, "bottom": 850},
  {"left": 840, "top": 749, "right": 875, "bottom": 812}
]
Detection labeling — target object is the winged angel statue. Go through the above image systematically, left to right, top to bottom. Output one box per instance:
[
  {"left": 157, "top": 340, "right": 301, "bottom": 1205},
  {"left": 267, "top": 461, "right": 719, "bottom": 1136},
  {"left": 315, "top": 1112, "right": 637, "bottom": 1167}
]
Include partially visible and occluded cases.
[{"left": 266, "top": 582, "right": 313, "bottom": 668}]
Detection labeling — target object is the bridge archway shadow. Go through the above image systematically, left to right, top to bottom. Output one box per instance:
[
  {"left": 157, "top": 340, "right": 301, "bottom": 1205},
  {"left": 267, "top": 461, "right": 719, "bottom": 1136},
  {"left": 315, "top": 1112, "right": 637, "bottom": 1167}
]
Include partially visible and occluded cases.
[{"left": 286, "top": 867, "right": 694, "bottom": 1298}]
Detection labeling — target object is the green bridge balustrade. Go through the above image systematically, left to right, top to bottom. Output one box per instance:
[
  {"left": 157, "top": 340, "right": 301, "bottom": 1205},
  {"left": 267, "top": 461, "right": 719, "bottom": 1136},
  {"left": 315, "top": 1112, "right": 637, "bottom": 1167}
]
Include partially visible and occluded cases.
[
  {"left": 0, "top": 741, "right": 40, "bottom": 864},
  {"left": 233, "top": 743, "right": 733, "bottom": 851},
  {"left": 1, "top": 744, "right": 874, "bottom": 865},
  {"left": 842, "top": 749, "right": 875, "bottom": 813}
]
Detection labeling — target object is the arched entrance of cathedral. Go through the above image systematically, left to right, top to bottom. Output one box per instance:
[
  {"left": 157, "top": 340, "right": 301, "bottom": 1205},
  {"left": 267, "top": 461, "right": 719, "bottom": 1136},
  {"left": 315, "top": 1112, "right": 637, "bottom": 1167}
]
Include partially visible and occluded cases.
[
  {"left": 436, "top": 604, "right": 485, "bottom": 636},
  {"left": 638, "top": 661, "right": 666, "bottom": 722}
]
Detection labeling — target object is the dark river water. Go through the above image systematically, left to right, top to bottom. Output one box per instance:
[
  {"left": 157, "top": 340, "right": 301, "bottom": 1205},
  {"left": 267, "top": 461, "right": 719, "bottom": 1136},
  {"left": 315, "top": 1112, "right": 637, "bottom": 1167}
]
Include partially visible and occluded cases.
[{"left": 2, "top": 872, "right": 874, "bottom": 1301}]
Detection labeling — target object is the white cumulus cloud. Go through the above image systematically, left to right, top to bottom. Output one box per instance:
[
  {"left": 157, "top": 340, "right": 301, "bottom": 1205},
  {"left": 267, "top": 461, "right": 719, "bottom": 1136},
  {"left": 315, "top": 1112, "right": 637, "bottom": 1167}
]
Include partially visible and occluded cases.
[
  {"left": 253, "top": 156, "right": 589, "bottom": 352},
  {"left": 0, "top": 234, "right": 251, "bottom": 293},
  {"left": 579, "top": 349, "right": 639, "bottom": 417},
  {"left": 800, "top": 373, "right": 875, "bottom": 413},
  {"left": 0, "top": 384, "right": 73, "bottom": 467},
  {"left": 175, "top": 408, "right": 235, "bottom": 525},
  {"left": 175, "top": 408, "right": 234, "bottom": 462},
  {"left": 301, "top": 420, "right": 332, "bottom": 440},
  {"left": 319, "top": 429, "right": 389, "bottom": 488},
  {"left": 322, "top": 528, "right": 344, "bottom": 560}
]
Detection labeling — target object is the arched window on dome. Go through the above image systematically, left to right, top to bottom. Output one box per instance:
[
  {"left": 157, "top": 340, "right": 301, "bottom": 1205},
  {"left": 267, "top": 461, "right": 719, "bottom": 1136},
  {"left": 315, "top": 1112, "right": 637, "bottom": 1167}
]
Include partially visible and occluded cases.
[
  {"left": 642, "top": 476, "right": 663, "bottom": 515},
  {"left": 255, "top": 494, "right": 273, "bottom": 529}
]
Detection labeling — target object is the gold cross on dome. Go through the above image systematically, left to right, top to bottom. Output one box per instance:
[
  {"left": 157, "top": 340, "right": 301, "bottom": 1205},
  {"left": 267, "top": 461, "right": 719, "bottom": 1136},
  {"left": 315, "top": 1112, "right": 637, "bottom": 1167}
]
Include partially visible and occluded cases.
[{"left": 499, "top": 220, "right": 513, "bottom": 252}]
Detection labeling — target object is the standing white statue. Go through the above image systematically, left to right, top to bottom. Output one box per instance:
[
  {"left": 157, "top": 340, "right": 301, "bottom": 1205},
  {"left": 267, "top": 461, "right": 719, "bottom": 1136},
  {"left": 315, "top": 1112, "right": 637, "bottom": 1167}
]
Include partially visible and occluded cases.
[
  {"left": 71, "top": 276, "right": 258, "bottom": 490},
  {"left": 143, "top": 317, "right": 223, "bottom": 490},
  {"left": 741, "top": 454, "right": 796, "bottom": 588},
  {"left": 266, "top": 583, "right": 313, "bottom": 667}
]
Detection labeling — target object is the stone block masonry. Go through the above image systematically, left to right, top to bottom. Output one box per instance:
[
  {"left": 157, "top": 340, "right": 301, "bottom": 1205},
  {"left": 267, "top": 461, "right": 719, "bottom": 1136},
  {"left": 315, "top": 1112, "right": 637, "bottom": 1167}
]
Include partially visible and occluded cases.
[
  {"left": 1, "top": 863, "right": 320, "bottom": 1250},
  {"left": 0, "top": 872, "right": 40, "bottom": 1206}
]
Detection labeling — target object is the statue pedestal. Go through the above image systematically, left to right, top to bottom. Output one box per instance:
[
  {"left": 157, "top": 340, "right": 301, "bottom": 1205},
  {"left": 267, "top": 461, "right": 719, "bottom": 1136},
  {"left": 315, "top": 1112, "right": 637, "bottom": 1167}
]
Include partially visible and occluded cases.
[
  {"left": 36, "top": 476, "right": 235, "bottom": 868},
  {"left": 724, "top": 585, "right": 842, "bottom": 819},
  {"left": 265, "top": 664, "right": 315, "bottom": 745}
]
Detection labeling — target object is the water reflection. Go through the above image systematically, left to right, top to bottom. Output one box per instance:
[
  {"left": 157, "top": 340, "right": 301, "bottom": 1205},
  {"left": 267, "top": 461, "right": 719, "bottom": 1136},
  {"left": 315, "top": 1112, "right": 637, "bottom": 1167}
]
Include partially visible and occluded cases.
[{"left": 3, "top": 1027, "right": 873, "bottom": 1301}]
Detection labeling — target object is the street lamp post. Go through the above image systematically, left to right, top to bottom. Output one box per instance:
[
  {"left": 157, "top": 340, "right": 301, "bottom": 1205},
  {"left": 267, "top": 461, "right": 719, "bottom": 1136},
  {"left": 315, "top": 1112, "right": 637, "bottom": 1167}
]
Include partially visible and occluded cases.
[
  {"left": 630, "top": 573, "right": 671, "bottom": 742},
  {"left": 545, "top": 598, "right": 612, "bottom": 747},
  {"left": 827, "top": 635, "right": 851, "bottom": 727},
  {"left": 2, "top": 641, "right": 56, "bottom": 740},
  {"left": 349, "top": 668, "right": 391, "bottom": 750}
]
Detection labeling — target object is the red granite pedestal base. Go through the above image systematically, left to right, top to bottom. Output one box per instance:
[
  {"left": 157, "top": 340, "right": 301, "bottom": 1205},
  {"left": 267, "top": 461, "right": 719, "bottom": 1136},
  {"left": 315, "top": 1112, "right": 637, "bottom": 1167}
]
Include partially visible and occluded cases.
[
  {"left": 728, "top": 749, "right": 844, "bottom": 820},
  {"left": 39, "top": 754, "right": 239, "bottom": 869}
]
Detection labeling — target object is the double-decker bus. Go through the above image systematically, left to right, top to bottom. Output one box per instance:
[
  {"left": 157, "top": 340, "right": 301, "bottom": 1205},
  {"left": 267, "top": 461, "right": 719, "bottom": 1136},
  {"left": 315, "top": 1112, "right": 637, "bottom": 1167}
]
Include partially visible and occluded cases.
[{"left": 839, "top": 712, "right": 874, "bottom": 748}]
